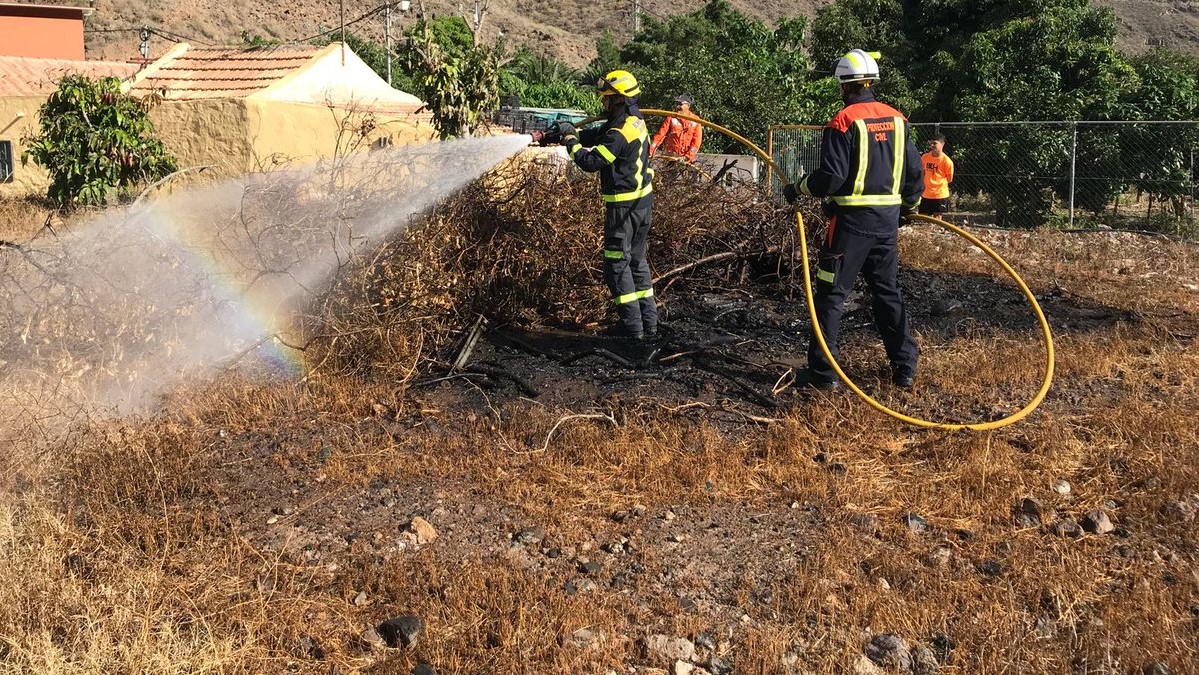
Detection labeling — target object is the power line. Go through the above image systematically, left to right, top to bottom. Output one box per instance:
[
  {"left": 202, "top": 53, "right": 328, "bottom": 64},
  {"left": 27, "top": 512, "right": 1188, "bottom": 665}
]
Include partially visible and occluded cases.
[
  {"left": 290, "top": 3, "right": 392, "bottom": 45},
  {"left": 85, "top": 25, "right": 214, "bottom": 46}
]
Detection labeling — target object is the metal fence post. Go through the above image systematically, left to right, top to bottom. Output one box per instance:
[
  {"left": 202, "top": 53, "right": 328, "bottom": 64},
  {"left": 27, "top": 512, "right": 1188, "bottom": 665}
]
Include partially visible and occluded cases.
[{"left": 1068, "top": 121, "right": 1078, "bottom": 228}]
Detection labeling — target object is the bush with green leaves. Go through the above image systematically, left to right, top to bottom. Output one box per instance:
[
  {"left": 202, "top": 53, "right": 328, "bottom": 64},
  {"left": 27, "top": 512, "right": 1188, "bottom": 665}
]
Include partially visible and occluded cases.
[
  {"left": 617, "top": 0, "right": 835, "bottom": 151},
  {"left": 395, "top": 16, "right": 499, "bottom": 139},
  {"left": 500, "top": 46, "right": 600, "bottom": 111},
  {"left": 22, "top": 75, "right": 177, "bottom": 208}
]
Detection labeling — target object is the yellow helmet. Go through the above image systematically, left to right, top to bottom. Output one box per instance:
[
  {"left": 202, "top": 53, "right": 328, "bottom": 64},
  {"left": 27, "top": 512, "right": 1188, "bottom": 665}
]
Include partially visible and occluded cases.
[{"left": 597, "top": 69, "right": 640, "bottom": 97}]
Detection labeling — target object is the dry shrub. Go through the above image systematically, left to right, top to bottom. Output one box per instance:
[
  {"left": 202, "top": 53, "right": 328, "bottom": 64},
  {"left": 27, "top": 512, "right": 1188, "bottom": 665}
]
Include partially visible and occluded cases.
[{"left": 305, "top": 154, "right": 822, "bottom": 379}]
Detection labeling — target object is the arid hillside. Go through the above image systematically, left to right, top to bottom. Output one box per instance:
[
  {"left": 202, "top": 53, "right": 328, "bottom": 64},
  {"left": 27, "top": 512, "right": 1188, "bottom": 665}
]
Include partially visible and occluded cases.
[{"left": 28, "top": 0, "right": 1199, "bottom": 66}]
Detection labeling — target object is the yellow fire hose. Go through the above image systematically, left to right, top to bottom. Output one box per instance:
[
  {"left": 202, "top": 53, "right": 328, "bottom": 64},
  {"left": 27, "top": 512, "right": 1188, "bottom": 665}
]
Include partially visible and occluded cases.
[{"left": 568, "top": 109, "right": 1055, "bottom": 429}]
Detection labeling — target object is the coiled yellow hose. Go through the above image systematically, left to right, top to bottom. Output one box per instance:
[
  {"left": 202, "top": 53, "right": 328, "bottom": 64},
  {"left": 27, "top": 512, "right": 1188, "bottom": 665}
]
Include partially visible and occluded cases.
[{"left": 638, "top": 108, "right": 1055, "bottom": 430}]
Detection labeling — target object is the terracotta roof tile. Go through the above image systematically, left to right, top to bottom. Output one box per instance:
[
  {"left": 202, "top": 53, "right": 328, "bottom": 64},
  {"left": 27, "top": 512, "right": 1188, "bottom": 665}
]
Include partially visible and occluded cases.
[
  {"left": 129, "top": 46, "right": 325, "bottom": 99},
  {"left": 0, "top": 56, "right": 138, "bottom": 96}
]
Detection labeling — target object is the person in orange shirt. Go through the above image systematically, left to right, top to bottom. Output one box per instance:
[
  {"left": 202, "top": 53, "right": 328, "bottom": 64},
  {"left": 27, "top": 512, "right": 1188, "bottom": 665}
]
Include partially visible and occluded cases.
[
  {"left": 649, "top": 94, "right": 703, "bottom": 163},
  {"left": 919, "top": 132, "right": 954, "bottom": 215}
]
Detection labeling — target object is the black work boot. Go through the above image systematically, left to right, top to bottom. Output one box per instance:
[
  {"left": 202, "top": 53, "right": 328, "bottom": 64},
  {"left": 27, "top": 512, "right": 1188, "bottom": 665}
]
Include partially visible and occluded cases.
[
  {"left": 601, "top": 324, "right": 644, "bottom": 341},
  {"left": 800, "top": 370, "right": 842, "bottom": 392},
  {"left": 892, "top": 371, "right": 916, "bottom": 390}
]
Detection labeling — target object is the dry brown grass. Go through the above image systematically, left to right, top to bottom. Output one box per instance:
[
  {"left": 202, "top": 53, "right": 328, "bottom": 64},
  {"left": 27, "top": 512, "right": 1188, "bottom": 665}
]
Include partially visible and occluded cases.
[{"left": 3, "top": 163, "right": 1199, "bottom": 673}]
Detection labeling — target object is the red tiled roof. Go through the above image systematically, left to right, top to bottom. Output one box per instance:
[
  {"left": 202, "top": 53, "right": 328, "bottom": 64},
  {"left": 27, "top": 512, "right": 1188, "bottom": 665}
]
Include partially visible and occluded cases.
[
  {"left": 128, "top": 45, "right": 326, "bottom": 99},
  {"left": 0, "top": 56, "right": 138, "bottom": 96}
]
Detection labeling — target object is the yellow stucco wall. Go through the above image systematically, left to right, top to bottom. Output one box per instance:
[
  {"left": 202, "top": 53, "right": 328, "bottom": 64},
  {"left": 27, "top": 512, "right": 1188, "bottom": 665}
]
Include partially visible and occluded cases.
[
  {"left": 1, "top": 95, "right": 438, "bottom": 198},
  {"left": 0, "top": 96, "right": 52, "bottom": 198},
  {"left": 149, "top": 99, "right": 253, "bottom": 178},
  {"left": 243, "top": 99, "right": 436, "bottom": 169}
]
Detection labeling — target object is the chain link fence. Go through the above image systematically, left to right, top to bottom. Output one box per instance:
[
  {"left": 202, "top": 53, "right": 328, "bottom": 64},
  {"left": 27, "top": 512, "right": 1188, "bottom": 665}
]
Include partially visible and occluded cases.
[{"left": 768, "top": 121, "right": 1199, "bottom": 235}]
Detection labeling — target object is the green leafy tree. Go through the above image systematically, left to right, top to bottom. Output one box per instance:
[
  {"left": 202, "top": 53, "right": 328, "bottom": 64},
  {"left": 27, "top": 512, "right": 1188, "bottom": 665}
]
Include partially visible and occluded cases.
[
  {"left": 619, "top": 0, "right": 829, "bottom": 150},
  {"left": 809, "top": 0, "right": 917, "bottom": 113},
  {"left": 945, "top": 3, "right": 1134, "bottom": 225},
  {"left": 399, "top": 16, "right": 499, "bottom": 138},
  {"left": 582, "top": 29, "right": 623, "bottom": 86},
  {"left": 500, "top": 45, "right": 601, "bottom": 110},
  {"left": 1116, "top": 49, "right": 1199, "bottom": 222},
  {"left": 22, "top": 75, "right": 177, "bottom": 208}
]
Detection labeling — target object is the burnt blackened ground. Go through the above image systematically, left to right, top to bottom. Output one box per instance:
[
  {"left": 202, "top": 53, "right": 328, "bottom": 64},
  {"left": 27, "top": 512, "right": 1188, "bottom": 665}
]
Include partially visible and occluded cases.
[{"left": 417, "top": 260, "right": 1137, "bottom": 425}]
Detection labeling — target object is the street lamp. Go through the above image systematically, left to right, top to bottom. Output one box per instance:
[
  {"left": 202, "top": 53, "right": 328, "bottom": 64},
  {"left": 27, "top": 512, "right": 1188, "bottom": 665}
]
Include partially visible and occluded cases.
[{"left": 386, "top": 1, "right": 412, "bottom": 86}]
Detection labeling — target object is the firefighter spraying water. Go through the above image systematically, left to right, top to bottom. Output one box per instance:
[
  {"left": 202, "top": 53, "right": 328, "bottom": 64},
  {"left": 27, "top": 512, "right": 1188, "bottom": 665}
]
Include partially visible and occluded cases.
[{"left": 529, "top": 56, "right": 1055, "bottom": 431}]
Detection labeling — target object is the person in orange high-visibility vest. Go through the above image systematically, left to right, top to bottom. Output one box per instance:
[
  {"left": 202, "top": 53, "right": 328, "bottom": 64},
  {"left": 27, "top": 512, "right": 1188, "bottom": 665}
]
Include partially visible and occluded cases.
[
  {"left": 649, "top": 94, "right": 703, "bottom": 163},
  {"left": 919, "top": 132, "right": 954, "bottom": 215}
]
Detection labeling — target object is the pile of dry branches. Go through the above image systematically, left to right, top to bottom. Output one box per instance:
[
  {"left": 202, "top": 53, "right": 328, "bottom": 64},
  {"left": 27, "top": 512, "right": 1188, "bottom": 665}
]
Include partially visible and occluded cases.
[{"left": 303, "top": 154, "right": 825, "bottom": 380}]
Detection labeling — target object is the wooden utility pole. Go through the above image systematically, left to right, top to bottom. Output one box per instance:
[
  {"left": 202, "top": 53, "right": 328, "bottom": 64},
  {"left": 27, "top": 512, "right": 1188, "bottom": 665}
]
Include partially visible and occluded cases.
[
  {"left": 340, "top": 0, "right": 346, "bottom": 65},
  {"left": 385, "top": 1, "right": 393, "bottom": 85}
]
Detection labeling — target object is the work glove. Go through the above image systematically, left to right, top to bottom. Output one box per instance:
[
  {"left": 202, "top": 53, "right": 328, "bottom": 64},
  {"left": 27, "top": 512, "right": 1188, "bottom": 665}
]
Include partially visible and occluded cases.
[
  {"left": 556, "top": 121, "right": 578, "bottom": 146},
  {"left": 781, "top": 182, "right": 799, "bottom": 204},
  {"left": 822, "top": 199, "right": 835, "bottom": 218},
  {"left": 900, "top": 204, "right": 918, "bottom": 227}
]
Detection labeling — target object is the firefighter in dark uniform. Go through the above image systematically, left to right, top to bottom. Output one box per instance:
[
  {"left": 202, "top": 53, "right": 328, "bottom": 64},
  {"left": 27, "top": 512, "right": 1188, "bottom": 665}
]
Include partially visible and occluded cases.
[
  {"left": 782, "top": 50, "right": 924, "bottom": 389},
  {"left": 551, "top": 70, "right": 657, "bottom": 340}
]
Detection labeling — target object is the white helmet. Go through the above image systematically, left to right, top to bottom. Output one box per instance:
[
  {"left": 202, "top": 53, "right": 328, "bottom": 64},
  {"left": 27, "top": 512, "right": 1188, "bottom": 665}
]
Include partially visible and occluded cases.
[{"left": 834, "top": 49, "right": 880, "bottom": 83}]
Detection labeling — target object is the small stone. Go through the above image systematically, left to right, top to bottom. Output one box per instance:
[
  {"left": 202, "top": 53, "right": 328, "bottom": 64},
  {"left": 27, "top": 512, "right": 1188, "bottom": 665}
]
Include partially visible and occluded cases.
[
  {"left": 1139, "top": 476, "right": 1163, "bottom": 491},
  {"left": 1052, "top": 480, "right": 1072, "bottom": 495},
  {"left": 1014, "top": 497, "right": 1045, "bottom": 527},
  {"left": 1164, "top": 501, "right": 1196, "bottom": 522},
  {"left": 1081, "top": 509, "right": 1115, "bottom": 535},
  {"left": 664, "top": 511, "right": 676, "bottom": 521},
  {"left": 902, "top": 513, "right": 930, "bottom": 533},
  {"left": 266, "top": 515, "right": 279, "bottom": 525},
  {"left": 407, "top": 517, "right": 438, "bottom": 545},
  {"left": 1051, "top": 518, "right": 1082, "bottom": 538},
  {"left": 514, "top": 527, "right": 546, "bottom": 545},
  {"left": 926, "top": 547, "right": 951, "bottom": 567},
  {"left": 545, "top": 548, "right": 561, "bottom": 559},
  {"left": 977, "top": 559, "right": 1003, "bottom": 576},
  {"left": 579, "top": 560, "right": 602, "bottom": 575},
  {"left": 877, "top": 577, "right": 891, "bottom": 591},
  {"left": 579, "top": 579, "right": 598, "bottom": 592},
  {"left": 352, "top": 591, "right": 368, "bottom": 606},
  {"left": 378, "top": 615, "right": 423, "bottom": 648},
  {"left": 1035, "top": 615, "right": 1054, "bottom": 638},
  {"left": 361, "top": 627, "right": 384, "bottom": 647},
  {"left": 566, "top": 628, "right": 600, "bottom": 650},
  {"left": 694, "top": 631, "right": 716, "bottom": 651},
  {"left": 865, "top": 633, "right": 912, "bottom": 670},
  {"left": 929, "top": 633, "right": 954, "bottom": 661},
  {"left": 644, "top": 634, "right": 696, "bottom": 663},
  {"left": 912, "top": 644, "right": 939, "bottom": 675},
  {"left": 852, "top": 654, "right": 884, "bottom": 675},
  {"left": 707, "top": 656, "right": 734, "bottom": 675},
  {"left": 673, "top": 661, "right": 696, "bottom": 675},
  {"left": 1143, "top": 662, "right": 1170, "bottom": 675},
  {"left": 413, "top": 665, "right": 436, "bottom": 675}
]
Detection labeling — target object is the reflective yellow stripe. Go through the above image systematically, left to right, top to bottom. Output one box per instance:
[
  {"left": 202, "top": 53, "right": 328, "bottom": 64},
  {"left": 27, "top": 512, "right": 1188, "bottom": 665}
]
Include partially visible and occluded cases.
[
  {"left": 890, "top": 117, "right": 904, "bottom": 197},
  {"left": 852, "top": 119, "right": 869, "bottom": 197},
  {"left": 633, "top": 123, "right": 647, "bottom": 195},
  {"left": 568, "top": 142, "right": 582, "bottom": 158},
  {"left": 596, "top": 145, "right": 616, "bottom": 163},
  {"left": 799, "top": 176, "right": 812, "bottom": 196},
  {"left": 603, "top": 184, "right": 654, "bottom": 202},
  {"left": 832, "top": 194, "right": 903, "bottom": 206},
  {"left": 604, "top": 249, "right": 624, "bottom": 259},
  {"left": 816, "top": 268, "right": 835, "bottom": 283},
  {"left": 613, "top": 288, "right": 654, "bottom": 305}
]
